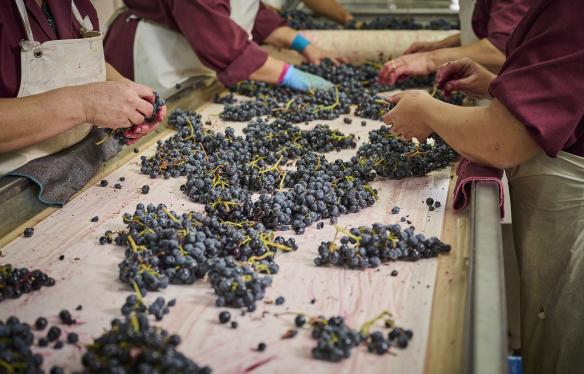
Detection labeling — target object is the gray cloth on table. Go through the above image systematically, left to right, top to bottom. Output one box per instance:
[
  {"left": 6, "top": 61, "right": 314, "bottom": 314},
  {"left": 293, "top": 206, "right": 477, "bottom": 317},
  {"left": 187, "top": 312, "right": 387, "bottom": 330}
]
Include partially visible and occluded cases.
[{"left": 0, "top": 128, "right": 120, "bottom": 207}]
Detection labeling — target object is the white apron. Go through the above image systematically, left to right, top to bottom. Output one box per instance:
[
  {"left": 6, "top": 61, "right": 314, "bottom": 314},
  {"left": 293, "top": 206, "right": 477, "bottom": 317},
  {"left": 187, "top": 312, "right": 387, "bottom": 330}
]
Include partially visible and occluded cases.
[
  {"left": 0, "top": 0, "right": 106, "bottom": 175},
  {"left": 133, "top": 0, "right": 260, "bottom": 93},
  {"left": 458, "top": 0, "right": 479, "bottom": 47},
  {"left": 507, "top": 151, "right": 584, "bottom": 373}
]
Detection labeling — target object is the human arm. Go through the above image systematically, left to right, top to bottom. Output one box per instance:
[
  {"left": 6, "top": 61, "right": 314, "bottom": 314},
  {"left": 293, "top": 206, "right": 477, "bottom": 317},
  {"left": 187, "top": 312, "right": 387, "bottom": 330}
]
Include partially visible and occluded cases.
[
  {"left": 300, "top": 0, "right": 354, "bottom": 25},
  {"left": 404, "top": 33, "right": 461, "bottom": 55},
  {"left": 377, "top": 38, "right": 505, "bottom": 85},
  {"left": 0, "top": 81, "right": 162, "bottom": 154},
  {"left": 382, "top": 91, "right": 540, "bottom": 169}
]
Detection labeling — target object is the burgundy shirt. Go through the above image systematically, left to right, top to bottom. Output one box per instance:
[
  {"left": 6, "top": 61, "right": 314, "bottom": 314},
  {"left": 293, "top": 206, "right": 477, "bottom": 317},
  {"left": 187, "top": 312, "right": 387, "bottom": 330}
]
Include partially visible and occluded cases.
[
  {"left": 0, "top": 0, "right": 99, "bottom": 98},
  {"left": 103, "top": 0, "right": 288, "bottom": 86},
  {"left": 472, "top": 0, "right": 534, "bottom": 51},
  {"left": 489, "top": 0, "right": 584, "bottom": 158}
]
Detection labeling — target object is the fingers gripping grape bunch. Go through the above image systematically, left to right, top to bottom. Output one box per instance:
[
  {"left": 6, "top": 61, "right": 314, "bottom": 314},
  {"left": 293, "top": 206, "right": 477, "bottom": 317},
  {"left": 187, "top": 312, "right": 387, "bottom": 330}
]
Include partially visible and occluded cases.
[{"left": 99, "top": 92, "right": 165, "bottom": 146}]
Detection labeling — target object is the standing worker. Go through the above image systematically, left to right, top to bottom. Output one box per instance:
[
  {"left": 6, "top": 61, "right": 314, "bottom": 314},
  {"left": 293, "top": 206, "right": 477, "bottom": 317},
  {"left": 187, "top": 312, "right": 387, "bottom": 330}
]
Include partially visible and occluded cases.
[
  {"left": 0, "top": 0, "right": 165, "bottom": 175},
  {"left": 103, "top": 0, "right": 347, "bottom": 94},
  {"left": 377, "top": 0, "right": 534, "bottom": 85},
  {"left": 382, "top": 0, "right": 584, "bottom": 371}
]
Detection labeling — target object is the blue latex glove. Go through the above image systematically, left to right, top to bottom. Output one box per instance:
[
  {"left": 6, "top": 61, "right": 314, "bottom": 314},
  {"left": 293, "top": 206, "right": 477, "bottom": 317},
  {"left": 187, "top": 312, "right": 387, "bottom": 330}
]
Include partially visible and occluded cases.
[{"left": 280, "top": 65, "right": 334, "bottom": 92}]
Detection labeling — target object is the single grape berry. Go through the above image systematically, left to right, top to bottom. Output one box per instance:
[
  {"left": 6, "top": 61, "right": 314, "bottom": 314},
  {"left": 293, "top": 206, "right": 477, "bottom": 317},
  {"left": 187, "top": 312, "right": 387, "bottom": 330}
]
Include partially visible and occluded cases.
[
  {"left": 343, "top": 117, "right": 352, "bottom": 124},
  {"left": 361, "top": 121, "right": 367, "bottom": 126},
  {"left": 134, "top": 148, "right": 139, "bottom": 153},
  {"left": 119, "top": 177, "right": 125, "bottom": 181},
  {"left": 100, "top": 180, "right": 108, "bottom": 187},
  {"left": 114, "top": 183, "right": 122, "bottom": 189},
  {"left": 142, "top": 185, "right": 150, "bottom": 194},
  {"left": 426, "top": 197, "right": 434, "bottom": 206},
  {"left": 434, "top": 201, "right": 441, "bottom": 208},
  {"left": 391, "top": 206, "right": 400, "bottom": 214},
  {"left": 429, "top": 206, "right": 435, "bottom": 211},
  {"left": 91, "top": 216, "right": 99, "bottom": 222},
  {"left": 400, "top": 217, "right": 406, "bottom": 222},
  {"left": 316, "top": 222, "right": 324, "bottom": 229},
  {"left": 24, "top": 228, "right": 34, "bottom": 237},
  {"left": 58, "top": 255, "right": 64, "bottom": 261},
  {"left": 391, "top": 270, "right": 398, "bottom": 276},
  {"left": 275, "top": 297, "right": 285, "bottom": 305},
  {"left": 167, "top": 299, "right": 176, "bottom": 307},
  {"left": 76, "top": 305, "right": 82, "bottom": 310},
  {"left": 59, "top": 310, "right": 76, "bottom": 325},
  {"left": 219, "top": 311, "right": 231, "bottom": 324},
  {"left": 295, "top": 315, "right": 306, "bottom": 327},
  {"left": 35, "top": 317, "right": 48, "bottom": 330},
  {"left": 231, "top": 321, "right": 238, "bottom": 329},
  {"left": 47, "top": 326, "right": 61, "bottom": 341},
  {"left": 67, "top": 333, "right": 79, "bottom": 344},
  {"left": 38, "top": 338, "right": 49, "bottom": 347},
  {"left": 54, "top": 341, "right": 64, "bottom": 349},
  {"left": 257, "top": 343, "right": 266, "bottom": 351},
  {"left": 50, "top": 367, "right": 64, "bottom": 374}
]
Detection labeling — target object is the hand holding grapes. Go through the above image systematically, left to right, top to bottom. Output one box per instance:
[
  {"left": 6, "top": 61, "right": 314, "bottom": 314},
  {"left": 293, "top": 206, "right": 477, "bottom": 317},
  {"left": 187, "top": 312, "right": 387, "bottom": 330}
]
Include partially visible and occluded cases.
[
  {"left": 302, "top": 44, "right": 349, "bottom": 66},
  {"left": 377, "top": 53, "right": 433, "bottom": 86},
  {"left": 435, "top": 57, "right": 496, "bottom": 100},
  {"left": 382, "top": 90, "right": 434, "bottom": 143}
]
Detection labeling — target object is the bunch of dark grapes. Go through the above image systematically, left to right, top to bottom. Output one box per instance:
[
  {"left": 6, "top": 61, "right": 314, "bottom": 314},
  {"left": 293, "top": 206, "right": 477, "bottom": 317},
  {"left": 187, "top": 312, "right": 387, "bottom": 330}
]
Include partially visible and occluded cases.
[
  {"left": 280, "top": 10, "right": 340, "bottom": 30},
  {"left": 283, "top": 11, "right": 458, "bottom": 30},
  {"left": 228, "top": 80, "right": 299, "bottom": 100},
  {"left": 104, "top": 92, "right": 165, "bottom": 146},
  {"left": 213, "top": 92, "right": 236, "bottom": 104},
  {"left": 354, "top": 95, "right": 395, "bottom": 121},
  {"left": 220, "top": 98, "right": 277, "bottom": 121},
  {"left": 358, "top": 125, "right": 458, "bottom": 179},
  {"left": 200, "top": 153, "right": 378, "bottom": 231},
  {"left": 102, "top": 203, "right": 293, "bottom": 293},
  {"left": 315, "top": 222, "right": 451, "bottom": 269},
  {"left": 209, "top": 256, "right": 277, "bottom": 312},
  {"left": 0, "top": 265, "right": 55, "bottom": 302},
  {"left": 121, "top": 292, "right": 176, "bottom": 321},
  {"left": 305, "top": 312, "right": 413, "bottom": 362},
  {"left": 82, "top": 313, "right": 211, "bottom": 374},
  {"left": 0, "top": 317, "right": 45, "bottom": 374}
]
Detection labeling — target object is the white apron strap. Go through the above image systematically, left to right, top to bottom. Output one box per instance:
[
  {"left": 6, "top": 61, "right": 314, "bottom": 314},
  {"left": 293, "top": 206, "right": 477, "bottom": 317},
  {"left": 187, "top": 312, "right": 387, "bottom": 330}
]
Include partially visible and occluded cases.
[
  {"left": 15, "top": 0, "right": 35, "bottom": 42},
  {"left": 71, "top": 0, "right": 95, "bottom": 36}
]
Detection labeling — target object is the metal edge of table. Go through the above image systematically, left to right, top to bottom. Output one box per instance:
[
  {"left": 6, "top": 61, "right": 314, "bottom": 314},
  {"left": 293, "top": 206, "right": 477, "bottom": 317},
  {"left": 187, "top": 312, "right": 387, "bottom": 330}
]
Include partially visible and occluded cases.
[{"left": 463, "top": 181, "right": 509, "bottom": 374}]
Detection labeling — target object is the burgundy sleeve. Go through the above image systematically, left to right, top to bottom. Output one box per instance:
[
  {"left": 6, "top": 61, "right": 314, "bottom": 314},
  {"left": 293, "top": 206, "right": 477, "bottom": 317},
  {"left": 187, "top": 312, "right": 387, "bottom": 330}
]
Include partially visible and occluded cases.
[
  {"left": 170, "top": 0, "right": 269, "bottom": 86},
  {"left": 472, "top": 0, "right": 534, "bottom": 52},
  {"left": 488, "top": 0, "right": 584, "bottom": 158},
  {"left": 251, "top": 2, "right": 288, "bottom": 44},
  {"left": 103, "top": 10, "right": 139, "bottom": 81}
]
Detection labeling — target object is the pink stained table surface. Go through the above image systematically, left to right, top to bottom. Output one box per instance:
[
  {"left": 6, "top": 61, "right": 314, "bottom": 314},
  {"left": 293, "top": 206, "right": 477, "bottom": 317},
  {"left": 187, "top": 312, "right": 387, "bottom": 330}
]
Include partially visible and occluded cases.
[{"left": 0, "top": 90, "right": 456, "bottom": 374}]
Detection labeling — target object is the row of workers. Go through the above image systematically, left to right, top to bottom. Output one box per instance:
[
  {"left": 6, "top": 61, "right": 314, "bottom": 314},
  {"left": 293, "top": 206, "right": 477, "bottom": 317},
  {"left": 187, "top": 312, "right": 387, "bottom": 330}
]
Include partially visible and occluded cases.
[{"left": 0, "top": 0, "right": 582, "bottom": 372}]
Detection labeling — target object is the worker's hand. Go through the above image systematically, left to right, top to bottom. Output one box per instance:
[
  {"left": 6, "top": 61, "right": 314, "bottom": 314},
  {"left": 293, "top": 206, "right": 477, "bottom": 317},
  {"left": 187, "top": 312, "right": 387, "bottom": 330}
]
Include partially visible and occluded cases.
[
  {"left": 404, "top": 41, "right": 441, "bottom": 55},
  {"left": 302, "top": 44, "right": 349, "bottom": 66},
  {"left": 377, "top": 53, "right": 433, "bottom": 86},
  {"left": 435, "top": 58, "right": 496, "bottom": 100},
  {"left": 281, "top": 65, "right": 335, "bottom": 92},
  {"left": 83, "top": 81, "right": 156, "bottom": 128},
  {"left": 383, "top": 90, "right": 434, "bottom": 143},
  {"left": 122, "top": 104, "right": 167, "bottom": 146}
]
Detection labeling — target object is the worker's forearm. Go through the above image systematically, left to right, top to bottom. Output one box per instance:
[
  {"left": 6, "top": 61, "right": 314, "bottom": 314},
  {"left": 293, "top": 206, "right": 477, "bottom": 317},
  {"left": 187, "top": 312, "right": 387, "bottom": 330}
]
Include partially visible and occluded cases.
[
  {"left": 301, "top": 0, "right": 353, "bottom": 25},
  {"left": 263, "top": 26, "right": 298, "bottom": 49},
  {"left": 434, "top": 33, "right": 461, "bottom": 49},
  {"left": 427, "top": 38, "right": 506, "bottom": 73},
  {"left": 249, "top": 56, "right": 286, "bottom": 84},
  {"left": 106, "top": 62, "right": 129, "bottom": 82},
  {"left": 0, "top": 86, "right": 87, "bottom": 154},
  {"left": 421, "top": 99, "right": 540, "bottom": 169}
]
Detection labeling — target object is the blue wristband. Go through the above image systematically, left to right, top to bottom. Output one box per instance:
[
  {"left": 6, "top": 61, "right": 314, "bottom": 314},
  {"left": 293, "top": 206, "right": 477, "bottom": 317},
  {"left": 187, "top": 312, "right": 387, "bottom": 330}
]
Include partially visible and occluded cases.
[{"left": 290, "top": 34, "right": 311, "bottom": 53}]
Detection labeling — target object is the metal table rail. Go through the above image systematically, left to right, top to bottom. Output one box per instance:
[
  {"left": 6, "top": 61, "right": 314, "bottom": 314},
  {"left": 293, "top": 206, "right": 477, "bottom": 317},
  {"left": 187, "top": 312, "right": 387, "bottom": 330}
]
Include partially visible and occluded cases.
[{"left": 463, "top": 181, "right": 509, "bottom": 374}]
